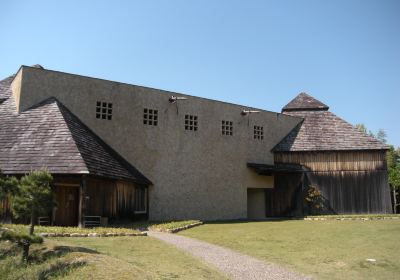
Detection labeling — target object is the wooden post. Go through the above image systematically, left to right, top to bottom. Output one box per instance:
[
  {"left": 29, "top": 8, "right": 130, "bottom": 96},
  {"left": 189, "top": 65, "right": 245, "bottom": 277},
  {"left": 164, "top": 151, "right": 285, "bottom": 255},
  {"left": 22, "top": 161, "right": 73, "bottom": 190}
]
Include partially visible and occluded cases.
[
  {"left": 300, "top": 172, "right": 305, "bottom": 216},
  {"left": 78, "top": 176, "right": 87, "bottom": 228},
  {"left": 146, "top": 186, "right": 150, "bottom": 220}
]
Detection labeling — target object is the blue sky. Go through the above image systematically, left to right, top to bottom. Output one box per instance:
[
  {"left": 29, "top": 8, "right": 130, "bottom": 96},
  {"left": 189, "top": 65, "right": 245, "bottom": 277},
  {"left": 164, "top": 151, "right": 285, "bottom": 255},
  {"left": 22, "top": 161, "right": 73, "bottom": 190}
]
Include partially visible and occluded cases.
[{"left": 1, "top": 0, "right": 399, "bottom": 146}]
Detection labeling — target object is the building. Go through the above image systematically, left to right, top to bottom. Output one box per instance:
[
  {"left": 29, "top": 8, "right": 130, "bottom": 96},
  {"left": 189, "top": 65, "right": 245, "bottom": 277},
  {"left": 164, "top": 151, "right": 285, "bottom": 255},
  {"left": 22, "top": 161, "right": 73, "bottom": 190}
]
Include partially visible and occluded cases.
[
  {"left": 0, "top": 65, "right": 392, "bottom": 226},
  {"left": 271, "top": 93, "right": 392, "bottom": 216}
]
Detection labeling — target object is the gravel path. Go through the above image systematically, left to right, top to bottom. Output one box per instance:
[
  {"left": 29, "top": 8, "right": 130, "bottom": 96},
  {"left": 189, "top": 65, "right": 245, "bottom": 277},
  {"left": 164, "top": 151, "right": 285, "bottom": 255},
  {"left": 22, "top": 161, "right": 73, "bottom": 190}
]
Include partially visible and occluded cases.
[{"left": 147, "top": 231, "right": 310, "bottom": 280}]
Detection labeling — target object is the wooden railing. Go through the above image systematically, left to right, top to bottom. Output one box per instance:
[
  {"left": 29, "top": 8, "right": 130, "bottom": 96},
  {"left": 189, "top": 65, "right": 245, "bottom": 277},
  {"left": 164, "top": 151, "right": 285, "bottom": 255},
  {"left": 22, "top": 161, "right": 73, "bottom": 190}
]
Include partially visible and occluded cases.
[
  {"left": 38, "top": 216, "right": 50, "bottom": 226},
  {"left": 83, "top": 216, "right": 101, "bottom": 227}
]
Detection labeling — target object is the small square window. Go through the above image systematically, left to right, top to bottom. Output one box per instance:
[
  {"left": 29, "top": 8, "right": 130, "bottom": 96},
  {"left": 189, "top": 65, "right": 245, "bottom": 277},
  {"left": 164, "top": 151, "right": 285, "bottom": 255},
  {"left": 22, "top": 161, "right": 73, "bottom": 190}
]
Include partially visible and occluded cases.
[
  {"left": 96, "top": 101, "right": 113, "bottom": 120},
  {"left": 143, "top": 108, "right": 158, "bottom": 126},
  {"left": 185, "top": 114, "right": 198, "bottom": 131},
  {"left": 222, "top": 120, "right": 233, "bottom": 136},
  {"left": 254, "top": 125, "right": 264, "bottom": 140}
]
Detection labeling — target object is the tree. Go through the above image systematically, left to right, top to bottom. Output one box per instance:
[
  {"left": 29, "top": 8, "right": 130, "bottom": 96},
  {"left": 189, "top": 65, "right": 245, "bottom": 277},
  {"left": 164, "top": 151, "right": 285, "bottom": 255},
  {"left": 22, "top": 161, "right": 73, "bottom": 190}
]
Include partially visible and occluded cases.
[
  {"left": 355, "top": 123, "right": 375, "bottom": 138},
  {"left": 355, "top": 124, "right": 399, "bottom": 213},
  {"left": 355, "top": 124, "right": 367, "bottom": 134},
  {"left": 377, "top": 129, "right": 387, "bottom": 143},
  {"left": 387, "top": 147, "right": 400, "bottom": 213},
  {"left": 396, "top": 147, "right": 400, "bottom": 164},
  {"left": 0, "top": 170, "right": 18, "bottom": 200},
  {"left": 10, "top": 170, "right": 54, "bottom": 235},
  {"left": 304, "top": 185, "right": 325, "bottom": 215},
  {"left": 0, "top": 226, "right": 43, "bottom": 263}
]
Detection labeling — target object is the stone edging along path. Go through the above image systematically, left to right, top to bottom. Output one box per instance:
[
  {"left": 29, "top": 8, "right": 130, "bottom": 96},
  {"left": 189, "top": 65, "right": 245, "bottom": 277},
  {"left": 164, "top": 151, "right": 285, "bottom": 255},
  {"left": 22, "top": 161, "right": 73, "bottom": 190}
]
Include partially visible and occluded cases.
[
  {"left": 301, "top": 216, "right": 400, "bottom": 221},
  {"left": 151, "top": 221, "right": 204, "bottom": 233},
  {"left": 3, "top": 222, "right": 203, "bottom": 238},
  {"left": 12, "top": 222, "right": 203, "bottom": 238},
  {"left": 2, "top": 227, "right": 145, "bottom": 238},
  {"left": 38, "top": 232, "right": 147, "bottom": 237}
]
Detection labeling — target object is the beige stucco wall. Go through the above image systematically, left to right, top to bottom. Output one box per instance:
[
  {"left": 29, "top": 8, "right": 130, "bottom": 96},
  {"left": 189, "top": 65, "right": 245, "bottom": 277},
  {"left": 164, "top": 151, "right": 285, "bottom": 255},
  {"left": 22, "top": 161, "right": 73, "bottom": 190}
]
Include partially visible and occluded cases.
[
  {"left": 12, "top": 66, "right": 302, "bottom": 220},
  {"left": 11, "top": 68, "right": 23, "bottom": 110}
]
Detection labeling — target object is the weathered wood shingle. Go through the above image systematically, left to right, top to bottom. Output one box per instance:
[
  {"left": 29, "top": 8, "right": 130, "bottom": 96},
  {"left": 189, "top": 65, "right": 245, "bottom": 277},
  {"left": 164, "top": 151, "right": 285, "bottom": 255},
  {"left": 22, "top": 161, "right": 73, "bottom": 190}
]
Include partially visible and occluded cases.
[
  {"left": 0, "top": 76, "right": 151, "bottom": 184},
  {"left": 282, "top": 92, "right": 329, "bottom": 112},
  {"left": 274, "top": 93, "right": 388, "bottom": 151}
]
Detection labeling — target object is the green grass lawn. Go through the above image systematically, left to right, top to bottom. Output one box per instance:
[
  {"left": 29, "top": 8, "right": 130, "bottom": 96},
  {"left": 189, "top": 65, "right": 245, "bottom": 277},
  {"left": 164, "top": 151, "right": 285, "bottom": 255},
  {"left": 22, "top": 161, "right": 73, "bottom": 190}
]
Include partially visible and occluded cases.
[
  {"left": 179, "top": 220, "right": 400, "bottom": 280},
  {"left": 0, "top": 236, "right": 226, "bottom": 280}
]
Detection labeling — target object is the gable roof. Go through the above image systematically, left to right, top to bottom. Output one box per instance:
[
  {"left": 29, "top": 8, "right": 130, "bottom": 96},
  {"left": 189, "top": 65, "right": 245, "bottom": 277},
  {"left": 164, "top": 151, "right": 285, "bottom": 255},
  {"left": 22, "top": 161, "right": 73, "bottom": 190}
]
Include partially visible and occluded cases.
[
  {"left": 0, "top": 76, "right": 151, "bottom": 185},
  {"left": 282, "top": 92, "right": 329, "bottom": 112},
  {"left": 274, "top": 93, "right": 388, "bottom": 152}
]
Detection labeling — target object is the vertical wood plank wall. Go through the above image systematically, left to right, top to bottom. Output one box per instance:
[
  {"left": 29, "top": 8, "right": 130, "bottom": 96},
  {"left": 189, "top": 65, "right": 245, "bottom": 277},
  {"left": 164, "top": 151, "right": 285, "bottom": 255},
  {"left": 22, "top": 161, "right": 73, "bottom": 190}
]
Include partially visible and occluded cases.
[
  {"left": 273, "top": 151, "right": 392, "bottom": 215},
  {"left": 265, "top": 174, "right": 303, "bottom": 216},
  {"left": 85, "top": 178, "right": 137, "bottom": 219},
  {"left": 0, "top": 198, "right": 11, "bottom": 221}
]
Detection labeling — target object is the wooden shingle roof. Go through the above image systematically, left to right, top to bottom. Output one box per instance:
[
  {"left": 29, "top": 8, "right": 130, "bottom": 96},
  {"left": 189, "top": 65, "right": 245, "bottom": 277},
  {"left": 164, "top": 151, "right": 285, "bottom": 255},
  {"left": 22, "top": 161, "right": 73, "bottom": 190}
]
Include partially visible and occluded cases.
[
  {"left": 0, "top": 76, "right": 151, "bottom": 184},
  {"left": 282, "top": 92, "right": 329, "bottom": 112},
  {"left": 274, "top": 93, "right": 388, "bottom": 152}
]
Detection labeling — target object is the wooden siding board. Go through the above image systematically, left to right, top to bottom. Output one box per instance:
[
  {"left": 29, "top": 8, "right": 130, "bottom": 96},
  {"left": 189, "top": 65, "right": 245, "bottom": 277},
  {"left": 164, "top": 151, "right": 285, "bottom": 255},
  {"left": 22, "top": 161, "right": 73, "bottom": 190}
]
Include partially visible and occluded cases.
[
  {"left": 273, "top": 151, "right": 392, "bottom": 215},
  {"left": 275, "top": 151, "right": 387, "bottom": 171},
  {"left": 305, "top": 171, "right": 392, "bottom": 214},
  {"left": 265, "top": 174, "right": 303, "bottom": 217},
  {"left": 85, "top": 177, "right": 138, "bottom": 219}
]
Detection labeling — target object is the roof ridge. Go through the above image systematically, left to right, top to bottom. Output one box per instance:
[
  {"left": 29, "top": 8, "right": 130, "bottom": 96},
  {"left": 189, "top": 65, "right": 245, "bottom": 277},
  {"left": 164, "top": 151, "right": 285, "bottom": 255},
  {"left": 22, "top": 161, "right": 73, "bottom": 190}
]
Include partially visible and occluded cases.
[
  {"left": 15, "top": 65, "right": 303, "bottom": 118},
  {"left": 0, "top": 74, "right": 16, "bottom": 84},
  {"left": 22, "top": 97, "right": 91, "bottom": 174},
  {"left": 51, "top": 99, "right": 91, "bottom": 175},
  {"left": 55, "top": 99, "right": 152, "bottom": 184},
  {"left": 271, "top": 121, "right": 303, "bottom": 152}
]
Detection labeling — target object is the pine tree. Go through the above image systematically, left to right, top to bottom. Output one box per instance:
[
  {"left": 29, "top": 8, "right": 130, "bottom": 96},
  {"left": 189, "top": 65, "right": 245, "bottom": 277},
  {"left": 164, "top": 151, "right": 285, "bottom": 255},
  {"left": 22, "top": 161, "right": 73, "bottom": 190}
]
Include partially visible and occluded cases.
[
  {"left": 377, "top": 129, "right": 387, "bottom": 143},
  {"left": 0, "top": 170, "right": 18, "bottom": 200},
  {"left": 10, "top": 170, "right": 54, "bottom": 235},
  {"left": 0, "top": 226, "right": 43, "bottom": 263}
]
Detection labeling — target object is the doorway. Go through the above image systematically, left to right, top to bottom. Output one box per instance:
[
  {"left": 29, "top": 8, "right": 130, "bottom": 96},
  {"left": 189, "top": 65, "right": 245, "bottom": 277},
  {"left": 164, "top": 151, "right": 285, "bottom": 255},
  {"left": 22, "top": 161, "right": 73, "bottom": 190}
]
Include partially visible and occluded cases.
[
  {"left": 54, "top": 186, "right": 79, "bottom": 226},
  {"left": 247, "top": 188, "right": 266, "bottom": 220}
]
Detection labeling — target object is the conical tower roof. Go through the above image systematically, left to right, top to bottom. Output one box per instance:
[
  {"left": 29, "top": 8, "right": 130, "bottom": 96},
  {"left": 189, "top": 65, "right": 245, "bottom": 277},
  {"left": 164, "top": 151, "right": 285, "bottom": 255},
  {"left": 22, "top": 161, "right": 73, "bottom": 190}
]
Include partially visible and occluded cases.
[
  {"left": 274, "top": 92, "right": 388, "bottom": 151},
  {"left": 282, "top": 92, "right": 329, "bottom": 112}
]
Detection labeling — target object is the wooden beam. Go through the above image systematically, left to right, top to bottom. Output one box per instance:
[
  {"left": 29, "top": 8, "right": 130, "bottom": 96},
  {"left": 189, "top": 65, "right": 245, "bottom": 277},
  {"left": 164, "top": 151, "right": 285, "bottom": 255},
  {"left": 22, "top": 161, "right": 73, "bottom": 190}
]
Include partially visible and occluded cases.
[{"left": 78, "top": 176, "right": 87, "bottom": 228}]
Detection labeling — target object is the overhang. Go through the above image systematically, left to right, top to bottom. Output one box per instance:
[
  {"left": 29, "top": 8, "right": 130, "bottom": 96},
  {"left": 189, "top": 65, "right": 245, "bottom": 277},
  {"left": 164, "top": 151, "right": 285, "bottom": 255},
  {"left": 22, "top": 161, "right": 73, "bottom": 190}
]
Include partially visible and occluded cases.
[{"left": 247, "top": 162, "right": 304, "bottom": 175}]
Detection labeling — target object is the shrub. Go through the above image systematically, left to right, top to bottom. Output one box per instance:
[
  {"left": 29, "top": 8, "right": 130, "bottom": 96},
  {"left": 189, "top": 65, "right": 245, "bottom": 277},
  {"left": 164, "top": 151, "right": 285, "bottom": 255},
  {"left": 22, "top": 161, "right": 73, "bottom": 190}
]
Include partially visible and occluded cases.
[{"left": 304, "top": 185, "right": 324, "bottom": 215}]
